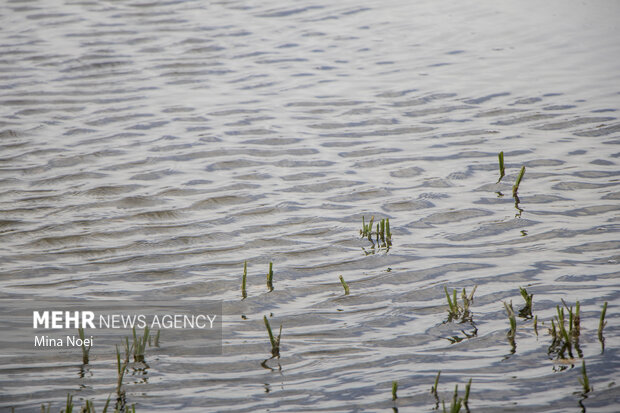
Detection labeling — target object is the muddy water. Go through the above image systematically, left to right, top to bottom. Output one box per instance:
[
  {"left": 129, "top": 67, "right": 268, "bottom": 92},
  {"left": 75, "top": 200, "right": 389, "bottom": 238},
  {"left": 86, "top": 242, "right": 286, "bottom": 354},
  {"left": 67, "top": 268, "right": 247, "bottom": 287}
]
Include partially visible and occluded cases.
[{"left": 1, "top": 0, "right": 619, "bottom": 411}]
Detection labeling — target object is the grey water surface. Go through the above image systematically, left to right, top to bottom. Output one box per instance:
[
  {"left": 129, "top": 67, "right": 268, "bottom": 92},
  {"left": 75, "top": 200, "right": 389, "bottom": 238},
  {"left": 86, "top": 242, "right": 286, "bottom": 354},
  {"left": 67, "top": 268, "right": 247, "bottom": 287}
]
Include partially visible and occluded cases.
[{"left": 1, "top": 0, "right": 619, "bottom": 411}]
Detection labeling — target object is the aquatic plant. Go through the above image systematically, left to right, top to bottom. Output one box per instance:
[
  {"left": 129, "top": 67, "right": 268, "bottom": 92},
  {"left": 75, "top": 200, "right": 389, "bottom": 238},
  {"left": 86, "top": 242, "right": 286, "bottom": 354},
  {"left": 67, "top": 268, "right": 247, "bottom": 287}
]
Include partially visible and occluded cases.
[
  {"left": 497, "top": 151, "right": 505, "bottom": 183},
  {"left": 512, "top": 166, "right": 525, "bottom": 197},
  {"left": 360, "top": 215, "right": 375, "bottom": 239},
  {"left": 360, "top": 216, "right": 392, "bottom": 247},
  {"left": 242, "top": 260, "right": 248, "bottom": 299},
  {"left": 267, "top": 262, "right": 274, "bottom": 292},
  {"left": 339, "top": 275, "right": 350, "bottom": 296},
  {"left": 444, "top": 285, "right": 477, "bottom": 322},
  {"left": 518, "top": 287, "right": 533, "bottom": 319},
  {"left": 504, "top": 301, "right": 517, "bottom": 338},
  {"left": 548, "top": 301, "right": 583, "bottom": 365},
  {"left": 598, "top": 301, "right": 607, "bottom": 351},
  {"left": 264, "top": 315, "right": 282, "bottom": 358},
  {"left": 533, "top": 315, "right": 538, "bottom": 336},
  {"left": 132, "top": 326, "right": 150, "bottom": 363},
  {"left": 78, "top": 327, "right": 91, "bottom": 364},
  {"left": 148, "top": 329, "right": 161, "bottom": 347},
  {"left": 115, "top": 344, "right": 129, "bottom": 411},
  {"left": 579, "top": 360, "right": 592, "bottom": 394},
  {"left": 431, "top": 371, "right": 441, "bottom": 406},
  {"left": 464, "top": 378, "right": 472, "bottom": 410},
  {"left": 392, "top": 380, "right": 398, "bottom": 401},
  {"left": 442, "top": 384, "right": 463, "bottom": 413},
  {"left": 62, "top": 393, "right": 73, "bottom": 413}
]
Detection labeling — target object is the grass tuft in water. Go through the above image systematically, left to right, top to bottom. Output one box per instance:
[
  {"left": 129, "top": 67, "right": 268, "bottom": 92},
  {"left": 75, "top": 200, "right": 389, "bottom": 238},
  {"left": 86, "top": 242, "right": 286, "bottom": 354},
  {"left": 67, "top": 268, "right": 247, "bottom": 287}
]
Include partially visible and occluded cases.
[
  {"left": 497, "top": 151, "right": 505, "bottom": 183},
  {"left": 512, "top": 165, "right": 525, "bottom": 197},
  {"left": 360, "top": 216, "right": 392, "bottom": 248},
  {"left": 242, "top": 260, "right": 248, "bottom": 299},
  {"left": 267, "top": 262, "right": 274, "bottom": 292},
  {"left": 339, "top": 275, "right": 350, "bottom": 296},
  {"left": 444, "top": 285, "right": 477, "bottom": 322},
  {"left": 518, "top": 287, "right": 533, "bottom": 319},
  {"left": 548, "top": 301, "right": 584, "bottom": 363},
  {"left": 598, "top": 301, "right": 607, "bottom": 351},
  {"left": 264, "top": 315, "right": 282, "bottom": 358},
  {"left": 534, "top": 315, "right": 538, "bottom": 336},
  {"left": 132, "top": 326, "right": 150, "bottom": 363},
  {"left": 78, "top": 327, "right": 91, "bottom": 364},
  {"left": 578, "top": 360, "right": 592, "bottom": 394},
  {"left": 431, "top": 371, "right": 441, "bottom": 405},
  {"left": 464, "top": 378, "right": 472, "bottom": 408},
  {"left": 392, "top": 380, "right": 398, "bottom": 401}
]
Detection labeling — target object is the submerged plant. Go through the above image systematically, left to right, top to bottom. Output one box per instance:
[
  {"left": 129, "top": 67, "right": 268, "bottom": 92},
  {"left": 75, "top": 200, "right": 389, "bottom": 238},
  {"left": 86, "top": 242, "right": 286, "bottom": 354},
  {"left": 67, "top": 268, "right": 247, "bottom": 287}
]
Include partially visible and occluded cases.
[
  {"left": 497, "top": 151, "right": 505, "bottom": 183},
  {"left": 512, "top": 165, "right": 526, "bottom": 197},
  {"left": 360, "top": 216, "right": 392, "bottom": 248},
  {"left": 242, "top": 260, "right": 248, "bottom": 299},
  {"left": 267, "top": 262, "right": 274, "bottom": 292},
  {"left": 339, "top": 275, "right": 350, "bottom": 296},
  {"left": 444, "top": 285, "right": 477, "bottom": 322},
  {"left": 518, "top": 287, "right": 533, "bottom": 319},
  {"left": 504, "top": 300, "right": 517, "bottom": 354},
  {"left": 548, "top": 301, "right": 583, "bottom": 366},
  {"left": 598, "top": 301, "right": 608, "bottom": 351},
  {"left": 264, "top": 315, "right": 282, "bottom": 358},
  {"left": 132, "top": 326, "right": 150, "bottom": 363},
  {"left": 78, "top": 327, "right": 91, "bottom": 364},
  {"left": 579, "top": 360, "right": 592, "bottom": 394},
  {"left": 431, "top": 371, "right": 441, "bottom": 406},
  {"left": 392, "top": 380, "right": 398, "bottom": 401},
  {"left": 442, "top": 384, "right": 463, "bottom": 413}
]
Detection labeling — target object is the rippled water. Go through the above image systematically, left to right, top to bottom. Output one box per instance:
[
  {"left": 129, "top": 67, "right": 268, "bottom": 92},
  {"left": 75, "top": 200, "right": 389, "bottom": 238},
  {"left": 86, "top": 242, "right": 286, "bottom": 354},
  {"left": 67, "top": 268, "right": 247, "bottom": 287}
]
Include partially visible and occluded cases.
[{"left": 1, "top": 0, "right": 620, "bottom": 411}]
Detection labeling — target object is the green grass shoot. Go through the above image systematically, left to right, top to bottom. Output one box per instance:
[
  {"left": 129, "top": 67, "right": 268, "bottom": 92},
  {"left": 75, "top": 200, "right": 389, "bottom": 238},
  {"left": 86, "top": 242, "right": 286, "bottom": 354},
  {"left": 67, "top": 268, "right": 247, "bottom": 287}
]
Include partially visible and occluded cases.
[
  {"left": 497, "top": 151, "right": 505, "bottom": 183},
  {"left": 512, "top": 165, "right": 525, "bottom": 197},
  {"left": 242, "top": 260, "right": 247, "bottom": 299},
  {"left": 267, "top": 262, "right": 274, "bottom": 292},
  {"left": 339, "top": 275, "right": 350, "bottom": 295},
  {"left": 518, "top": 286, "right": 533, "bottom": 318},
  {"left": 504, "top": 301, "right": 516, "bottom": 338},
  {"left": 598, "top": 301, "right": 608, "bottom": 339},
  {"left": 264, "top": 315, "right": 282, "bottom": 357},
  {"left": 534, "top": 315, "right": 538, "bottom": 336},
  {"left": 132, "top": 326, "right": 150, "bottom": 362},
  {"left": 78, "top": 327, "right": 91, "bottom": 364},
  {"left": 578, "top": 360, "right": 592, "bottom": 394},
  {"left": 431, "top": 371, "right": 441, "bottom": 402},
  {"left": 464, "top": 378, "right": 472, "bottom": 406},
  {"left": 392, "top": 380, "right": 398, "bottom": 401}
]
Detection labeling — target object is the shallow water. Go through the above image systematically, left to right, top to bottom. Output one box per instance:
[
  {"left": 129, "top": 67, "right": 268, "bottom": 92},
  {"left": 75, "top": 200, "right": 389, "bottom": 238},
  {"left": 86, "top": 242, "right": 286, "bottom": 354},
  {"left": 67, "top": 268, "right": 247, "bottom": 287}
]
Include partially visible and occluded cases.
[{"left": 1, "top": 0, "right": 619, "bottom": 411}]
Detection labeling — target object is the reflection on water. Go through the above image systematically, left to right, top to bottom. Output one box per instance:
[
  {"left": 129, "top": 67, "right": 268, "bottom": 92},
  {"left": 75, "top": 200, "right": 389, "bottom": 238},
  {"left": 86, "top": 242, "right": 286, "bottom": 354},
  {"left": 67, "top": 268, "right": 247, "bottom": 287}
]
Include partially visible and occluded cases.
[{"left": 1, "top": 0, "right": 620, "bottom": 411}]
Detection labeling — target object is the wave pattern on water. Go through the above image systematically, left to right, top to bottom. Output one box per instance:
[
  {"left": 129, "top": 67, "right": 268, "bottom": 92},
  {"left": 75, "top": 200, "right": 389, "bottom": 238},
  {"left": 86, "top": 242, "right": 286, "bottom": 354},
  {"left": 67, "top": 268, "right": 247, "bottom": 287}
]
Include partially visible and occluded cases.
[{"left": 1, "top": 0, "right": 619, "bottom": 411}]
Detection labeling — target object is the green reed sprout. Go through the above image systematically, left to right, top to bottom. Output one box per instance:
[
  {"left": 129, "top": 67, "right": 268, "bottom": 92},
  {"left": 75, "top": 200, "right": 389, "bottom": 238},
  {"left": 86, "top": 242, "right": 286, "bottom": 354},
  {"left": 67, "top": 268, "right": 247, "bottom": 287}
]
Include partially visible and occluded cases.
[
  {"left": 497, "top": 151, "right": 505, "bottom": 183},
  {"left": 512, "top": 166, "right": 525, "bottom": 197},
  {"left": 242, "top": 260, "right": 248, "bottom": 299},
  {"left": 267, "top": 262, "right": 274, "bottom": 292},
  {"left": 339, "top": 275, "right": 350, "bottom": 295},
  {"left": 444, "top": 285, "right": 477, "bottom": 322},
  {"left": 518, "top": 287, "right": 533, "bottom": 319},
  {"left": 504, "top": 301, "right": 516, "bottom": 339},
  {"left": 598, "top": 301, "right": 608, "bottom": 342},
  {"left": 264, "top": 315, "right": 282, "bottom": 358},
  {"left": 534, "top": 315, "right": 538, "bottom": 336},
  {"left": 132, "top": 326, "right": 150, "bottom": 362},
  {"left": 78, "top": 327, "right": 91, "bottom": 364},
  {"left": 579, "top": 360, "right": 592, "bottom": 394},
  {"left": 431, "top": 371, "right": 441, "bottom": 403},
  {"left": 464, "top": 378, "right": 472, "bottom": 407},
  {"left": 392, "top": 380, "right": 398, "bottom": 401}
]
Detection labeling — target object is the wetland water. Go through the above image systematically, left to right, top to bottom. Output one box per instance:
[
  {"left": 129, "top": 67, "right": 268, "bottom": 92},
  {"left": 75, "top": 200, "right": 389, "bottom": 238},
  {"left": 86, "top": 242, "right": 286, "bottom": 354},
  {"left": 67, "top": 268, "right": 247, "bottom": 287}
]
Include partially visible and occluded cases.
[{"left": 1, "top": 0, "right": 619, "bottom": 411}]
